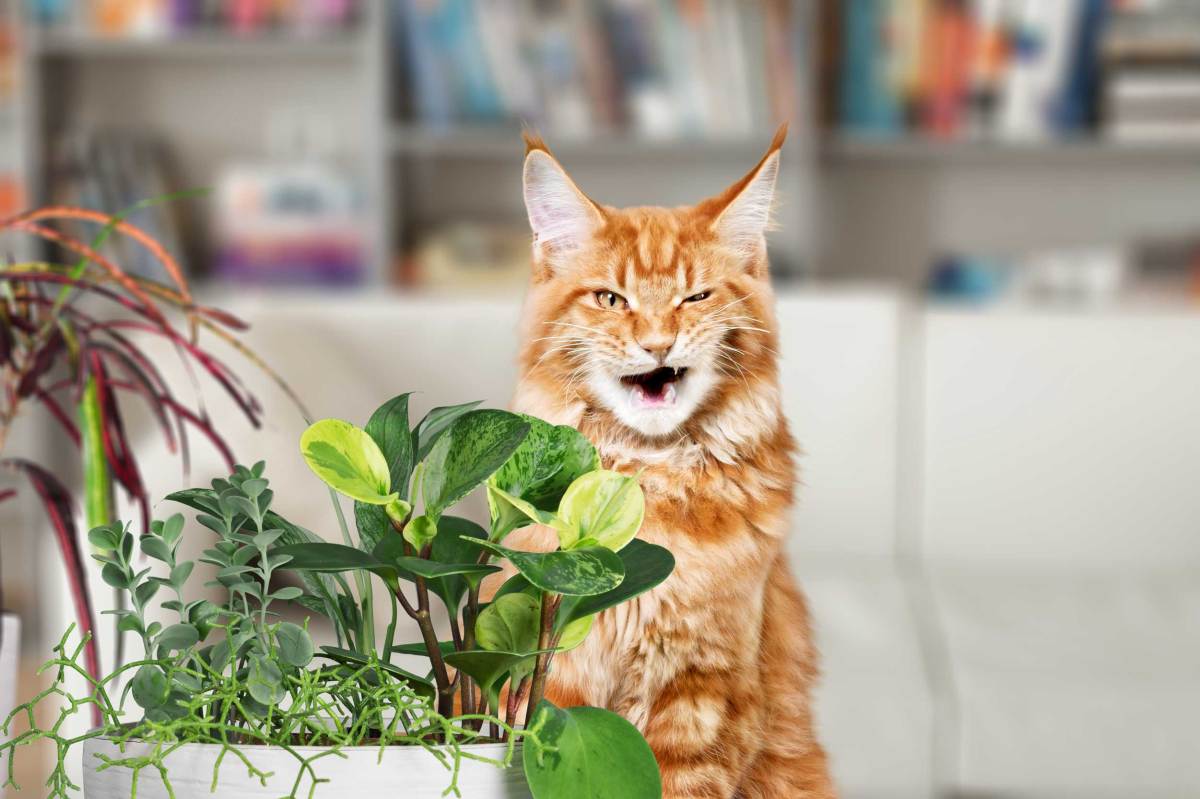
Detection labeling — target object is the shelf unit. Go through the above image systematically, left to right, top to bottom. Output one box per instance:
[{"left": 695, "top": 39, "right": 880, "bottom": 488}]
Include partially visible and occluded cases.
[
  {"left": 6, "top": 2, "right": 818, "bottom": 289},
  {"left": 11, "top": 3, "right": 1198, "bottom": 289}
]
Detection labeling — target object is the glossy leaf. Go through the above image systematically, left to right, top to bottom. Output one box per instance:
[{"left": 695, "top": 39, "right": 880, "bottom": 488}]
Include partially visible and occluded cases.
[
  {"left": 364, "top": 393, "right": 415, "bottom": 495},
  {"left": 355, "top": 394, "right": 416, "bottom": 552},
  {"left": 412, "top": 400, "right": 482, "bottom": 462},
  {"left": 421, "top": 410, "right": 530, "bottom": 519},
  {"left": 487, "top": 415, "right": 598, "bottom": 539},
  {"left": 300, "top": 419, "right": 397, "bottom": 505},
  {"left": 556, "top": 470, "right": 645, "bottom": 552},
  {"left": 486, "top": 485, "right": 555, "bottom": 539},
  {"left": 427, "top": 516, "right": 488, "bottom": 612},
  {"left": 466, "top": 539, "right": 624, "bottom": 597},
  {"left": 557, "top": 539, "right": 675, "bottom": 631},
  {"left": 271, "top": 542, "right": 399, "bottom": 588},
  {"left": 476, "top": 593, "right": 540, "bottom": 655},
  {"left": 557, "top": 613, "right": 594, "bottom": 652},
  {"left": 444, "top": 648, "right": 550, "bottom": 711},
  {"left": 523, "top": 702, "right": 662, "bottom": 799}
]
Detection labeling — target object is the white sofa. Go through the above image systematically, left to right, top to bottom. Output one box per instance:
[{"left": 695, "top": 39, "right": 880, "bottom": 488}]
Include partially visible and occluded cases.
[{"left": 20, "top": 288, "right": 1200, "bottom": 797}]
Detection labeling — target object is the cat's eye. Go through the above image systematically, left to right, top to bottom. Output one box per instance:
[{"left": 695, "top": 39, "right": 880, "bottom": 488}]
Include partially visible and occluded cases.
[
  {"left": 594, "top": 290, "right": 627, "bottom": 310},
  {"left": 684, "top": 291, "right": 711, "bottom": 303}
]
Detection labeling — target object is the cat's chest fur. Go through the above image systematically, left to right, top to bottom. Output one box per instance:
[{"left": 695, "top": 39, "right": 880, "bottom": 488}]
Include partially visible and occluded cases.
[{"left": 550, "top": 433, "right": 794, "bottom": 724}]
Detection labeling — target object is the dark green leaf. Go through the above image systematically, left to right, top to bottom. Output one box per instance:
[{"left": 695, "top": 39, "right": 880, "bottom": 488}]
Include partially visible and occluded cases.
[
  {"left": 365, "top": 393, "right": 415, "bottom": 497},
  {"left": 413, "top": 400, "right": 482, "bottom": 462},
  {"left": 421, "top": 410, "right": 530, "bottom": 519},
  {"left": 487, "top": 415, "right": 598, "bottom": 538},
  {"left": 353, "top": 501, "right": 391, "bottom": 554},
  {"left": 428, "top": 516, "right": 488, "bottom": 612},
  {"left": 557, "top": 539, "right": 675, "bottom": 630},
  {"left": 465, "top": 540, "right": 624, "bottom": 597},
  {"left": 271, "top": 543, "right": 398, "bottom": 584},
  {"left": 392, "top": 557, "right": 500, "bottom": 582},
  {"left": 475, "top": 593, "right": 541, "bottom": 685},
  {"left": 475, "top": 593, "right": 540, "bottom": 654},
  {"left": 391, "top": 640, "right": 456, "bottom": 657},
  {"left": 318, "top": 646, "right": 434, "bottom": 699},
  {"left": 445, "top": 648, "right": 550, "bottom": 710},
  {"left": 523, "top": 702, "right": 662, "bottom": 799}
]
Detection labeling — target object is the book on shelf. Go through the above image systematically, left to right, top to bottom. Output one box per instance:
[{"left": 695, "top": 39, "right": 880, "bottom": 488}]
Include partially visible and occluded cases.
[
  {"left": 29, "top": 0, "right": 359, "bottom": 39},
  {"left": 393, "top": 0, "right": 799, "bottom": 139},
  {"left": 827, "top": 0, "right": 1110, "bottom": 142},
  {"left": 1103, "top": 0, "right": 1200, "bottom": 141},
  {"left": 212, "top": 159, "right": 367, "bottom": 287}
]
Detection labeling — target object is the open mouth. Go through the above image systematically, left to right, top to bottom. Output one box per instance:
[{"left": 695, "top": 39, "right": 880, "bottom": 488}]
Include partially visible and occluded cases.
[{"left": 620, "top": 366, "right": 688, "bottom": 407}]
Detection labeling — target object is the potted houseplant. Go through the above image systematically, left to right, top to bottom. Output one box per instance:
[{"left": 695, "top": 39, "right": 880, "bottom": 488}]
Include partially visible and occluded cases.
[
  {"left": 0, "top": 201, "right": 300, "bottom": 722},
  {"left": 2, "top": 393, "right": 674, "bottom": 798}
]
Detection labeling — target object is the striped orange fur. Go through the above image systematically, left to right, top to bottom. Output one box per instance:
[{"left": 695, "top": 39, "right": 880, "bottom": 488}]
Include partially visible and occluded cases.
[{"left": 499, "top": 127, "right": 836, "bottom": 798}]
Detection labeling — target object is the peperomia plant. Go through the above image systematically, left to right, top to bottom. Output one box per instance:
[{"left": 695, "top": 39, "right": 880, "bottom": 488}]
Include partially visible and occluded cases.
[
  {"left": 1, "top": 394, "right": 673, "bottom": 799},
  {"left": 279, "top": 394, "right": 672, "bottom": 794}
]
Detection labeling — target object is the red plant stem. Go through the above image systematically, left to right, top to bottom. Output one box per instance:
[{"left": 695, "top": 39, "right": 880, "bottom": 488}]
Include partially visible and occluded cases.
[
  {"left": 524, "top": 592, "right": 560, "bottom": 727},
  {"left": 505, "top": 676, "right": 531, "bottom": 734}
]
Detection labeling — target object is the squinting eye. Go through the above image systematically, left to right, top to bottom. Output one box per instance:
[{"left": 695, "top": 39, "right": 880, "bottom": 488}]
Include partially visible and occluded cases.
[
  {"left": 594, "top": 290, "right": 627, "bottom": 310},
  {"left": 684, "top": 291, "right": 711, "bottom": 303}
]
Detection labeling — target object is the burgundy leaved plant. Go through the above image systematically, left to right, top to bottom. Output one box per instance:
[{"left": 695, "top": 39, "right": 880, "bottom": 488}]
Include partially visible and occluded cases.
[{"left": 0, "top": 204, "right": 303, "bottom": 723}]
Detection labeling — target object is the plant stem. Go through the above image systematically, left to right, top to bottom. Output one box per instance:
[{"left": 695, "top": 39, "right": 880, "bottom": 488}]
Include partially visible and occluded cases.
[
  {"left": 412, "top": 574, "right": 454, "bottom": 719},
  {"left": 461, "top": 583, "right": 481, "bottom": 722},
  {"left": 524, "top": 591, "right": 559, "bottom": 726},
  {"left": 505, "top": 676, "right": 530, "bottom": 734}
]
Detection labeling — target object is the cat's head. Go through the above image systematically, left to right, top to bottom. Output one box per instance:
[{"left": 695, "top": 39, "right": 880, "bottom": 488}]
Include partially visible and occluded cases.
[{"left": 519, "top": 128, "right": 785, "bottom": 440}]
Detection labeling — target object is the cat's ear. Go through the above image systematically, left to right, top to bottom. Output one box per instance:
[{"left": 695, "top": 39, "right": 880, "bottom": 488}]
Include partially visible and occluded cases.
[
  {"left": 703, "top": 124, "right": 786, "bottom": 272},
  {"left": 522, "top": 133, "right": 605, "bottom": 270}
]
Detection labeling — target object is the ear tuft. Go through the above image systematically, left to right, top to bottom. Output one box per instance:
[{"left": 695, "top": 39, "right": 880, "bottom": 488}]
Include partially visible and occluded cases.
[
  {"left": 522, "top": 128, "right": 550, "bottom": 157},
  {"left": 706, "top": 129, "right": 784, "bottom": 257},
  {"left": 522, "top": 147, "right": 604, "bottom": 266}
]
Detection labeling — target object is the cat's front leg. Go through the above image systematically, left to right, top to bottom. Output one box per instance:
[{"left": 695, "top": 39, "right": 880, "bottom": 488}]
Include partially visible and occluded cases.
[{"left": 642, "top": 668, "right": 758, "bottom": 799}]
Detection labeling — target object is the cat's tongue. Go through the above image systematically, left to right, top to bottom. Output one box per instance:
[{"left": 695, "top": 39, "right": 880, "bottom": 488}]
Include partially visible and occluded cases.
[
  {"left": 623, "top": 366, "right": 685, "bottom": 407},
  {"left": 633, "top": 380, "right": 677, "bottom": 407}
]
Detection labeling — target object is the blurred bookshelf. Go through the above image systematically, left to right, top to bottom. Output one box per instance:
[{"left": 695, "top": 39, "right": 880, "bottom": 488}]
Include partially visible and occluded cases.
[
  {"left": 0, "top": 0, "right": 813, "bottom": 296},
  {"left": 0, "top": 1, "right": 1197, "bottom": 303},
  {"left": 33, "top": 29, "right": 365, "bottom": 59}
]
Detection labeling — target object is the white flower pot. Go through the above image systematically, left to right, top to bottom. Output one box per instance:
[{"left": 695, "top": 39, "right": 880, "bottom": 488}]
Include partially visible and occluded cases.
[
  {"left": 0, "top": 613, "right": 19, "bottom": 724},
  {"left": 82, "top": 736, "right": 533, "bottom": 799}
]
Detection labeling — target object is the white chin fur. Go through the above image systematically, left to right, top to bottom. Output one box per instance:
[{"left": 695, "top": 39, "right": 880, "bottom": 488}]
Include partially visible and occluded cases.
[{"left": 588, "top": 367, "right": 719, "bottom": 438}]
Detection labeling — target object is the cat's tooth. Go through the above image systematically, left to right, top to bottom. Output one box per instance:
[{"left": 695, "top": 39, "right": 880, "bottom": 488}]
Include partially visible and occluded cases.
[{"left": 664, "top": 382, "right": 677, "bottom": 405}]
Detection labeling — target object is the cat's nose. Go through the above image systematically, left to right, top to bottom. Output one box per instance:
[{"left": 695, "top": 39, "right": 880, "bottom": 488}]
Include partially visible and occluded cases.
[{"left": 638, "top": 336, "right": 676, "bottom": 363}]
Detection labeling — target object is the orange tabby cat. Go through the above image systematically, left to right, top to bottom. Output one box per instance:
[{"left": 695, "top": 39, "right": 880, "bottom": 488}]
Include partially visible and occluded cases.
[{"left": 504, "top": 127, "right": 835, "bottom": 799}]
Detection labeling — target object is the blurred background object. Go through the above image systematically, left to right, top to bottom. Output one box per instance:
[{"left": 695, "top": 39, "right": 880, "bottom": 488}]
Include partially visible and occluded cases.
[{"left": 2, "top": 1, "right": 1200, "bottom": 798}]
